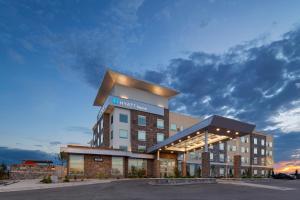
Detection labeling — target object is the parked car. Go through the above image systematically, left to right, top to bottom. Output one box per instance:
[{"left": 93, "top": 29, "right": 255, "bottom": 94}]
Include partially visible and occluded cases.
[{"left": 272, "top": 173, "right": 296, "bottom": 180}]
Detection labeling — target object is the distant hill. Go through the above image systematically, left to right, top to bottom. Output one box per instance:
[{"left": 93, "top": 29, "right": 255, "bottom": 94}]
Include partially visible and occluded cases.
[{"left": 0, "top": 146, "right": 59, "bottom": 166}]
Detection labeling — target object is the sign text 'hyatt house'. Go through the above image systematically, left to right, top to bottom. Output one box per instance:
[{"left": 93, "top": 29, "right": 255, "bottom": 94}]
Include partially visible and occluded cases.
[{"left": 98, "top": 96, "right": 164, "bottom": 120}]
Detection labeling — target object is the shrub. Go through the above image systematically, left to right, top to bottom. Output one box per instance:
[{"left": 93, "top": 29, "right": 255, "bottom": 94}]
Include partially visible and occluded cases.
[
  {"left": 40, "top": 175, "right": 52, "bottom": 184},
  {"left": 63, "top": 176, "right": 70, "bottom": 182}
]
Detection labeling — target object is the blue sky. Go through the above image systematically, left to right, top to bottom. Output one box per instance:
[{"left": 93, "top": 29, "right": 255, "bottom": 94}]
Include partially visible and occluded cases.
[{"left": 0, "top": 0, "right": 300, "bottom": 164}]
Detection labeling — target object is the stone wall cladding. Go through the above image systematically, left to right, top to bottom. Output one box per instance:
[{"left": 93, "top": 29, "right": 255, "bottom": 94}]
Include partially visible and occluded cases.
[
  {"left": 130, "top": 109, "right": 169, "bottom": 153},
  {"left": 102, "top": 113, "right": 110, "bottom": 147},
  {"left": 84, "top": 155, "right": 112, "bottom": 178}
]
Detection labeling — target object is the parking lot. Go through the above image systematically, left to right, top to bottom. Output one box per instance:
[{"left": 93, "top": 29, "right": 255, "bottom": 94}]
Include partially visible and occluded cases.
[{"left": 0, "top": 179, "right": 299, "bottom": 200}]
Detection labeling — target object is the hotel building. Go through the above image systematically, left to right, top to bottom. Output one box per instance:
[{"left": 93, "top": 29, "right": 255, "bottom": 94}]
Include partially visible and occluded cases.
[{"left": 61, "top": 70, "right": 274, "bottom": 178}]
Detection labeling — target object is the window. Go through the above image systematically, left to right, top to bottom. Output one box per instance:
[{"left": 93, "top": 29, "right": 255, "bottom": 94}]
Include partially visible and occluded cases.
[
  {"left": 119, "top": 114, "right": 128, "bottom": 123},
  {"left": 111, "top": 115, "right": 113, "bottom": 124},
  {"left": 138, "top": 115, "right": 146, "bottom": 126},
  {"left": 101, "top": 119, "right": 103, "bottom": 129},
  {"left": 157, "top": 119, "right": 164, "bottom": 129},
  {"left": 170, "top": 123, "right": 177, "bottom": 131},
  {"left": 97, "top": 124, "right": 100, "bottom": 133},
  {"left": 180, "top": 126, "right": 184, "bottom": 131},
  {"left": 119, "top": 129, "right": 128, "bottom": 139},
  {"left": 110, "top": 130, "right": 113, "bottom": 140},
  {"left": 138, "top": 130, "right": 146, "bottom": 141},
  {"left": 100, "top": 133, "right": 103, "bottom": 143},
  {"left": 157, "top": 133, "right": 164, "bottom": 142},
  {"left": 241, "top": 137, "right": 245, "bottom": 143},
  {"left": 245, "top": 137, "right": 249, "bottom": 143},
  {"left": 254, "top": 138, "right": 257, "bottom": 145},
  {"left": 261, "top": 139, "right": 265, "bottom": 146},
  {"left": 269, "top": 142, "right": 273, "bottom": 147},
  {"left": 219, "top": 143, "right": 224, "bottom": 150},
  {"left": 209, "top": 144, "right": 214, "bottom": 150},
  {"left": 119, "top": 145, "right": 128, "bottom": 151},
  {"left": 138, "top": 145, "right": 146, "bottom": 153},
  {"left": 232, "top": 146, "right": 237, "bottom": 152},
  {"left": 241, "top": 147, "right": 245, "bottom": 153},
  {"left": 246, "top": 147, "right": 249, "bottom": 153},
  {"left": 254, "top": 147, "right": 258, "bottom": 154},
  {"left": 261, "top": 149, "right": 265, "bottom": 155},
  {"left": 269, "top": 150, "right": 273, "bottom": 156},
  {"left": 189, "top": 152, "right": 196, "bottom": 160},
  {"left": 210, "top": 153, "right": 214, "bottom": 161},
  {"left": 219, "top": 154, "right": 224, "bottom": 162},
  {"left": 69, "top": 155, "right": 84, "bottom": 175},
  {"left": 227, "top": 155, "right": 232, "bottom": 163},
  {"left": 112, "top": 157, "right": 124, "bottom": 176},
  {"left": 241, "top": 157, "right": 245, "bottom": 164},
  {"left": 253, "top": 157, "right": 258, "bottom": 165},
  {"left": 128, "top": 159, "right": 147, "bottom": 175},
  {"left": 219, "top": 168, "right": 225, "bottom": 176},
  {"left": 254, "top": 169, "right": 258, "bottom": 175},
  {"left": 261, "top": 170, "right": 265, "bottom": 175}
]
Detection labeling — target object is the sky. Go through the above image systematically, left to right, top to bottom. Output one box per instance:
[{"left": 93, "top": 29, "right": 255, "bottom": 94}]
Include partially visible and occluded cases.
[{"left": 0, "top": 0, "right": 300, "bottom": 171}]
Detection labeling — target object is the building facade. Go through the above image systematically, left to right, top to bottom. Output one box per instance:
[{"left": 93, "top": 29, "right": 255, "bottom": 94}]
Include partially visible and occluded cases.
[{"left": 61, "top": 70, "right": 274, "bottom": 178}]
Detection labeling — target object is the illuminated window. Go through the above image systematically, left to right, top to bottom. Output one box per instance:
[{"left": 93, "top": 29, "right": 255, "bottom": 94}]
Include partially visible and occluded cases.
[
  {"left": 119, "top": 114, "right": 128, "bottom": 123},
  {"left": 138, "top": 115, "right": 146, "bottom": 126},
  {"left": 157, "top": 119, "right": 164, "bottom": 129},
  {"left": 138, "top": 130, "right": 146, "bottom": 141},
  {"left": 157, "top": 133, "right": 164, "bottom": 142},
  {"left": 261, "top": 139, "right": 265, "bottom": 146},
  {"left": 261, "top": 149, "right": 265, "bottom": 155},
  {"left": 210, "top": 153, "right": 214, "bottom": 161},
  {"left": 69, "top": 155, "right": 84, "bottom": 175},
  {"left": 112, "top": 157, "right": 123, "bottom": 176}
]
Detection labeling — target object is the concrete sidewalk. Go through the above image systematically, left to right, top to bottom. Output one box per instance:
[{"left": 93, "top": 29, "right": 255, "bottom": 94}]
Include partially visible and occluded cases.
[{"left": 0, "top": 179, "right": 113, "bottom": 193}]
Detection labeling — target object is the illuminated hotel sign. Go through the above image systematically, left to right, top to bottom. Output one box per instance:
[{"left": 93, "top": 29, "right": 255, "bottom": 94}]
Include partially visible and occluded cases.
[{"left": 97, "top": 96, "right": 164, "bottom": 120}]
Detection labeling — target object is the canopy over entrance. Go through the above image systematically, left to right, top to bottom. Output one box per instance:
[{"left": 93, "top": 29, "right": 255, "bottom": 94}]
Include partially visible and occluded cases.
[{"left": 148, "top": 115, "right": 255, "bottom": 153}]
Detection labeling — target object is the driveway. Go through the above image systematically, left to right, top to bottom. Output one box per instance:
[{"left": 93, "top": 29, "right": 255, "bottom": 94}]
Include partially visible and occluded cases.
[{"left": 0, "top": 179, "right": 299, "bottom": 200}]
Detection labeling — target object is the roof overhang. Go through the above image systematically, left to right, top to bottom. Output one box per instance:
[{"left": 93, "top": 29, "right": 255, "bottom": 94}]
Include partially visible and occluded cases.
[
  {"left": 93, "top": 70, "right": 179, "bottom": 106},
  {"left": 147, "top": 115, "right": 256, "bottom": 153}
]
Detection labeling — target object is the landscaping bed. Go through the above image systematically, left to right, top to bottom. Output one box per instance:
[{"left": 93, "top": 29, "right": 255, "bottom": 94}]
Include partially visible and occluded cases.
[{"left": 149, "top": 178, "right": 216, "bottom": 185}]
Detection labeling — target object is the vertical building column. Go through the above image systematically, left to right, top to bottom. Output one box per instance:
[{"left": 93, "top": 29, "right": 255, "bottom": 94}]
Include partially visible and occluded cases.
[
  {"left": 201, "top": 130, "right": 210, "bottom": 178},
  {"left": 234, "top": 137, "right": 241, "bottom": 178},
  {"left": 153, "top": 150, "right": 160, "bottom": 178},
  {"left": 181, "top": 152, "right": 187, "bottom": 177},
  {"left": 234, "top": 155, "right": 241, "bottom": 178},
  {"left": 124, "top": 157, "right": 128, "bottom": 178}
]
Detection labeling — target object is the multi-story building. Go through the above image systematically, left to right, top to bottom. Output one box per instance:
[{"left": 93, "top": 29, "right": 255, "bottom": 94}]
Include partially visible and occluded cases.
[{"left": 61, "top": 70, "right": 273, "bottom": 178}]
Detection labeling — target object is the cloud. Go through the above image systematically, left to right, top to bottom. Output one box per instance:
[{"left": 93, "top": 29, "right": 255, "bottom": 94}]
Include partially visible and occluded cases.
[
  {"left": 268, "top": 100, "right": 300, "bottom": 133},
  {"left": 65, "top": 126, "right": 92, "bottom": 135},
  {"left": 49, "top": 141, "right": 61, "bottom": 146},
  {"left": 0, "top": 147, "right": 56, "bottom": 165},
  {"left": 274, "top": 160, "right": 300, "bottom": 173}
]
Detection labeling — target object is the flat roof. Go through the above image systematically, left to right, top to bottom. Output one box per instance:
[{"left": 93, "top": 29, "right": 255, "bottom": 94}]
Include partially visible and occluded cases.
[
  {"left": 93, "top": 70, "right": 179, "bottom": 106},
  {"left": 147, "top": 115, "right": 256, "bottom": 153}
]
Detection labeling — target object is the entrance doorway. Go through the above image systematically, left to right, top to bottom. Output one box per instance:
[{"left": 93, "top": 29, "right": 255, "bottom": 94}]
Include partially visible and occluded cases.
[{"left": 160, "top": 158, "right": 175, "bottom": 177}]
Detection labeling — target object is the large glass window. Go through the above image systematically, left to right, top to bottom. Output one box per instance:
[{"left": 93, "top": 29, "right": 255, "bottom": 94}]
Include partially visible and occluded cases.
[
  {"left": 119, "top": 114, "right": 128, "bottom": 123},
  {"left": 138, "top": 115, "right": 146, "bottom": 126},
  {"left": 157, "top": 119, "right": 164, "bottom": 129},
  {"left": 170, "top": 123, "right": 177, "bottom": 131},
  {"left": 119, "top": 129, "right": 128, "bottom": 139},
  {"left": 138, "top": 130, "right": 146, "bottom": 141},
  {"left": 157, "top": 133, "right": 164, "bottom": 142},
  {"left": 69, "top": 155, "right": 84, "bottom": 175},
  {"left": 112, "top": 157, "right": 124, "bottom": 176},
  {"left": 160, "top": 158, "right": 175, "bottom": 177},
  {"left": 128, "top": 159, "right": 147, "bottom": 176},
  {"left": 219, "top": 168, "right": 225, "bottom": 176}
]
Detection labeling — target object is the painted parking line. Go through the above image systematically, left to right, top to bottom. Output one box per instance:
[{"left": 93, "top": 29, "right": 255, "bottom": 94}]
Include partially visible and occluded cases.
[{"left": 218, "top": 180, "right": 296, "bottom": 191}]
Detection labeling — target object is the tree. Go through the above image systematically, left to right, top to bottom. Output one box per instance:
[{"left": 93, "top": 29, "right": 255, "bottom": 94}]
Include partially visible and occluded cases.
[
  {"left": 0, "top": 163, "right": 8, "bottom": 179},
  {"left": 295, "top": 169, "right": 298, "bottom": 176}
]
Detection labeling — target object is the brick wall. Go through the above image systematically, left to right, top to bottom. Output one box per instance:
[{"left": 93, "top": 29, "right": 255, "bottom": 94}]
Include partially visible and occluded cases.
[{"left": 130, "top": 109, "right": 169, "bottom": 153}]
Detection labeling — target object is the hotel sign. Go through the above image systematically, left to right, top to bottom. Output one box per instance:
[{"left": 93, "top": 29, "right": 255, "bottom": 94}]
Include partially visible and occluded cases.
[{"left": 97, "top": 96, "right": 164, "bottom": 120}]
